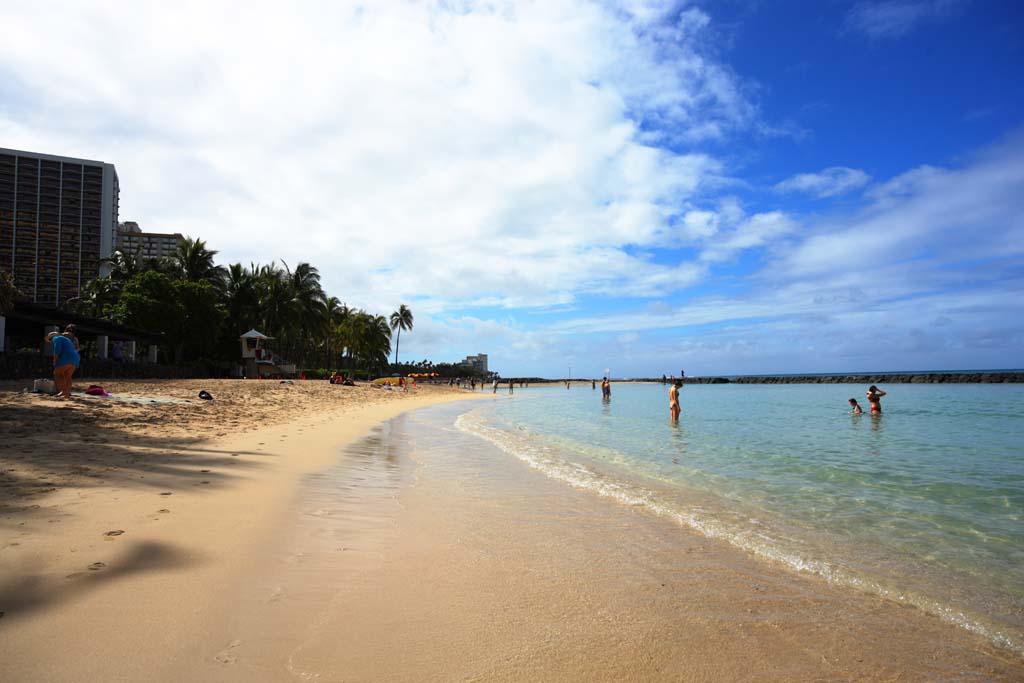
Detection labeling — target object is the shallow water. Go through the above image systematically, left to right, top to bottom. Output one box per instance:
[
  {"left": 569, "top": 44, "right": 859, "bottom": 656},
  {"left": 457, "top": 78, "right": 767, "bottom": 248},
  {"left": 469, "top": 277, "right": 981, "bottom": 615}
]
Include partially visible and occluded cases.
[{"left": 455, "top": 382, "right": 1024, "bottom": 654}]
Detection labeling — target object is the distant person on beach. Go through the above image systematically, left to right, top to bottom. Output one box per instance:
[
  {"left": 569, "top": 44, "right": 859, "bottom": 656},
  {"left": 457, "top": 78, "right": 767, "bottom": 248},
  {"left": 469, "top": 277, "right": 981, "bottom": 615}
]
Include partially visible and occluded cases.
[
  {"left": 63, "top": 324, "right": 79, "bottom": 351},
  {"left": 47, "top": 331, "right": 79, "bottom": 399},
  {"left": 601, "top": 377, "right": 611, "bottom": 399},
  {"left": 669, "top": 378, "right": 681, "bottom": 422},
  {"left": 492, "top": 379, "right": 498, "bottom": 394},
  {"left": 592, "top": 379, "right": 596, "bottom": 390},
  {"left": 509, "top": 380, "right": 514, "bottom": 395},
  {"left": 866, "top": 386, "right": 887, "bottom": 414},
  {"left": 848, "top": 398, "right": 863, "bottom": 414}
]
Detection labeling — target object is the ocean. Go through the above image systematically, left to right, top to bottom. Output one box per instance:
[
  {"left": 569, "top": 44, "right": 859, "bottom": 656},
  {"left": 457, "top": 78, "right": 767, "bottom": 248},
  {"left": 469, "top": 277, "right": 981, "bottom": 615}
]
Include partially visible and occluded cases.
[{"left": 452, "top": 382, "right": 1024, "bottom": 654}]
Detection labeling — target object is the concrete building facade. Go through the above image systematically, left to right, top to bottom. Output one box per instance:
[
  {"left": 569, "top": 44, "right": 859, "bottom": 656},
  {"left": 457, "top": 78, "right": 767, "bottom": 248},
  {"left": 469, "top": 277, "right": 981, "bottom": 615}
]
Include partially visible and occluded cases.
[
  {"left": 0, "top": 147, "right": 119, "bottom": 306},
  {"left": 116, "top": 222, "right": 184, "bottom": 260},
  {"left": 459, "top": 353, "right": 488, "bottom": 374}
]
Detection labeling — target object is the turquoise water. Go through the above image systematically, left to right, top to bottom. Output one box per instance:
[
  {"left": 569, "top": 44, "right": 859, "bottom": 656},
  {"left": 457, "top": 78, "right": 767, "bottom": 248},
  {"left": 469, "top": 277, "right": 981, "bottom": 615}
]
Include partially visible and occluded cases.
[{"left": 455, "top": 383, "right": 1024, "bottom": 653}]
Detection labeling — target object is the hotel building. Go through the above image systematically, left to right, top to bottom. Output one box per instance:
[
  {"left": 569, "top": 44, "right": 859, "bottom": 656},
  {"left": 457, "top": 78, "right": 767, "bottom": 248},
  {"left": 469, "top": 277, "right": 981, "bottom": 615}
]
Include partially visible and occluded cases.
[
  {"left": 0, "top": 147, "right": 119, "bottom": 306},
  {"left": 116, "top": 222, "right": 184, "bottom": 260},
  {"left": 459, "top": 353, "right": 489, "bottom": 374}
]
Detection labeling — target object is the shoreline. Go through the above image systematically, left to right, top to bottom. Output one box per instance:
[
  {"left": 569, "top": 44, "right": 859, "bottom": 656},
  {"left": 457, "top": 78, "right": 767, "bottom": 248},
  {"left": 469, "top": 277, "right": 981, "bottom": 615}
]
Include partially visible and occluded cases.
[{"left": 2, "top": 381, "right": 1021, "bottom": 680}]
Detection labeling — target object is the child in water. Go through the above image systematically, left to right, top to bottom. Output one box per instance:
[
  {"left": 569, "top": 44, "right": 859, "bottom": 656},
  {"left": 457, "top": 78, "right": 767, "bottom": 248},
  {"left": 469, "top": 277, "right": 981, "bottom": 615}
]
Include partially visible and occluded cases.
[{"left": 848, "top": 398, "right": 863, "bottom": 414}]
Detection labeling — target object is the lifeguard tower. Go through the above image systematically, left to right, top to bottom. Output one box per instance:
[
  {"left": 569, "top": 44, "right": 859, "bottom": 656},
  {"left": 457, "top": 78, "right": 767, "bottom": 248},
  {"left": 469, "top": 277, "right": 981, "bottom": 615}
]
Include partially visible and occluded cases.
[{"left": 239, "top": 329, "right": 296, "bottom": 378}]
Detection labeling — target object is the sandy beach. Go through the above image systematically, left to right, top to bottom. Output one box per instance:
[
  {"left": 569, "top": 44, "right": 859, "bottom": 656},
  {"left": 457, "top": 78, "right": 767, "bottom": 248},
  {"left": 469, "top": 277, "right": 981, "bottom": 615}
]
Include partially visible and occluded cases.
[{"left": 1, "top": 380, "right": 1022, "bottom": 681}]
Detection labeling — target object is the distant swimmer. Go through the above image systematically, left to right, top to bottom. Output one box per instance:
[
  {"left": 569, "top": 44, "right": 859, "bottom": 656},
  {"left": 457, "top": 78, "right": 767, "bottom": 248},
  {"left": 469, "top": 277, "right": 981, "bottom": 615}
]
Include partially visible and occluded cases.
[
  {"left": 601, "top": 377, "right": 611, "bottom": 399},
  {"left": 669, "top": 378, "right": 681, "bottom": 422},
  {"left": 592, "top": 379, "right": 596, "bottom": 390},
  {"left": 866, "top": 385, "right": 886, "bottom": 414},
  {"left": 848, "top": 398, "right": 863, "bottom": 414}
]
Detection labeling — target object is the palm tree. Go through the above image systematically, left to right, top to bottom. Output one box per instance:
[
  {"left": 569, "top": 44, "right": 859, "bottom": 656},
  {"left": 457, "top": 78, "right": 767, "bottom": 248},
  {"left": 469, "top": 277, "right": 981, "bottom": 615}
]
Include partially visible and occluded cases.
[
  {"left": 175, "top": 237, "right": 227, "bottom": 289},
  {"left": 389, "top": 304, "right": 414, "bottom": 366}
]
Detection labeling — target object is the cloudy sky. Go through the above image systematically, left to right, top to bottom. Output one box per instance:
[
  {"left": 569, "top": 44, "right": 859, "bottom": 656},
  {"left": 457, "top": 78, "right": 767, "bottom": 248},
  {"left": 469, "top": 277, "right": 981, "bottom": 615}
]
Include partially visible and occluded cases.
[{"left": 2, "top": 0, "right": 1022, "bottom": 377}]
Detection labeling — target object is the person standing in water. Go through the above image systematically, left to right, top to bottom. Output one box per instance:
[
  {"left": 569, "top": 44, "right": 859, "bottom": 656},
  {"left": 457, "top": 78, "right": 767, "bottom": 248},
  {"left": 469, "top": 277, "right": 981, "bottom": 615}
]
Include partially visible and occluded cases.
[
  {"left": 601, "top": 377, "right": 611, "bottom": 399},
  {"left": 669, "top": 378, "right": 681, "bottom": 422},
  {"left": 866, "top": 386, "right": 886, "bottom": 414},
  {"left": 848, "top": 398, "right": 863, "bottom": 414}
]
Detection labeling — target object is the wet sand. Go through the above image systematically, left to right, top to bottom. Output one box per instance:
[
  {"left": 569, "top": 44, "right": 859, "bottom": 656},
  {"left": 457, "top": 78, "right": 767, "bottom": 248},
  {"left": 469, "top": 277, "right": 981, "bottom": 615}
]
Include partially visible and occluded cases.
[{"left": 1, "top": 386, "right": 1022, "bottom": 680}]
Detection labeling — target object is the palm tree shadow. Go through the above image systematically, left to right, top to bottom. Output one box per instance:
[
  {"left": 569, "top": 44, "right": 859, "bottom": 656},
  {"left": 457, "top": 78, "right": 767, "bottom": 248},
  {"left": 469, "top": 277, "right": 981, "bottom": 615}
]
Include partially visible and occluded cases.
[
  {"left": 0, "top": 398, "right": 273, "bottom": 515},
  {"left": 0, "top": 540, "right": 199, "bottom": 620}
]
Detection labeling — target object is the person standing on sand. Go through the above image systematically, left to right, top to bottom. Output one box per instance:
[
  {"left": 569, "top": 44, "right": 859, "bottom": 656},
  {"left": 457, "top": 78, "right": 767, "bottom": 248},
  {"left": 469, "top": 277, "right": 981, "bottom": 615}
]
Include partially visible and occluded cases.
[
  {"left": 63, "top": 323, "right": 80, "bottom": 351},
  {"left": 47, "top": 331, "right": 79, "bottom": 399},
  {"left": 492, "top": 378, "right": 498, "bottom": 394},
  {"left": 669, "top": 378, "right": 681, "bottom": 422},
  {"left": 866, "top": 386, "right": 886, "bottom": 414}
]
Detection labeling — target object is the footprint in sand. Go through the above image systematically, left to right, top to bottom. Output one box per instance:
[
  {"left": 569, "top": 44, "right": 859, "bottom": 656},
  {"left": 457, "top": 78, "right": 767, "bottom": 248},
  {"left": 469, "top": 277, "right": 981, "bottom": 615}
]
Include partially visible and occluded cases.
[
  {"left": 200, "top": 469, "right": 210, "bottom": 473},
  {"left": 159, "top": 492, "right": 173, "bottom": 496},
  {"left": 157, "top": 509, "right": 170, "bottom": 514},
  {"left": 104, "top": 530, "right": 124, "bottom": 537},
  {"left": 88, "top": 562, "right": 106, "bottom": 571},
  {"left": 215, "top": 639, "right": 243, "bottom": 664}
]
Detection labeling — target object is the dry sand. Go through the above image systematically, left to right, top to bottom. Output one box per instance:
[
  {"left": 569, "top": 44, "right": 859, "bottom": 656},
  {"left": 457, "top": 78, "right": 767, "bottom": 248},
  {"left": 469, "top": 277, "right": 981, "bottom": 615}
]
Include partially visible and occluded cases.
[{"left": 1, "top": 379, "right": 1022, "bottom": 681}]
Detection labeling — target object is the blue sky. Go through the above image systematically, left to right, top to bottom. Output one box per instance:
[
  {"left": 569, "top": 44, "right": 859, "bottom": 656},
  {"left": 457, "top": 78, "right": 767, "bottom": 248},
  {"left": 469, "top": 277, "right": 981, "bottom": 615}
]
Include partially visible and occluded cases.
[{"left": 2, "top": 1, "right": 1022, "bottom": 377}]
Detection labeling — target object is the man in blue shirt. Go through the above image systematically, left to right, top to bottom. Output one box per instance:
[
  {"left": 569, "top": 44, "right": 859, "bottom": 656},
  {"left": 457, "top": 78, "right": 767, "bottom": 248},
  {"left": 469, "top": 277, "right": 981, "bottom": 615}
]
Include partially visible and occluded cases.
[{"left": 46, "top": 331, "right": 80, "bottom": 399}]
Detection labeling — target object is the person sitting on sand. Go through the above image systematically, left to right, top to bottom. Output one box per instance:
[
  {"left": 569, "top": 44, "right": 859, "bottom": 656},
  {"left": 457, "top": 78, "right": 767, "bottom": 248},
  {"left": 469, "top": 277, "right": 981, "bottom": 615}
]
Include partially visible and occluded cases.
[
  {"left": 47, "top": 331, "right": 80, "bottom": 399},
  {"left": 669, "top": 378, "right": 681, "bottom": 422},
  {"left": 866, "top": 386, "right": 886, "bottom": 414},
  {"left": 848, "top": 398, "right": 863, "bottom": 414}
]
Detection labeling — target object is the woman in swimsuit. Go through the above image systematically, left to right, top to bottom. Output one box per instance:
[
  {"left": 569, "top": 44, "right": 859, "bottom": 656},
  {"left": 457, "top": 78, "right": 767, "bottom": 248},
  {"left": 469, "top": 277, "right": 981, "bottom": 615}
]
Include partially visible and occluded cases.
[
  {"left": 669, "top": 378, "right": 681, "bottom": 422},
  {"left": 866, "top": 385, "right": 886, "bottom": 414}
]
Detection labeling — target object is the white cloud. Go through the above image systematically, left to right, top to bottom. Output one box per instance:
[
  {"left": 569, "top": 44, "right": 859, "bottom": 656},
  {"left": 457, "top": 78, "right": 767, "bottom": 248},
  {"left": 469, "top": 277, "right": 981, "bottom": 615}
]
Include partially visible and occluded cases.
[
  {"left": 0, "top": 0, "right": 753, "bottom": 314},
  {"left": 844, "top": 0, "right": 961, "bottom": 39},
  {"left": 781, "top": 135, "right": 1024, "bottom": 277},
  {"left": 774, "top": 167, "right": 871, "bottom": 198}
]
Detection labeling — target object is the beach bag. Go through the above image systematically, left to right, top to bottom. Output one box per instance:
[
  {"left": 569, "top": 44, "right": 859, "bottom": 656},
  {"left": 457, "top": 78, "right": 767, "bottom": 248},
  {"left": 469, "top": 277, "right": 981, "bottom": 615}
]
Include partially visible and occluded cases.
[
  {"left": 33, "top": 379, "right": 56, "bottom": 393},
  {"left": 85, "top": 385, "right": 110, "bottom": 396}
]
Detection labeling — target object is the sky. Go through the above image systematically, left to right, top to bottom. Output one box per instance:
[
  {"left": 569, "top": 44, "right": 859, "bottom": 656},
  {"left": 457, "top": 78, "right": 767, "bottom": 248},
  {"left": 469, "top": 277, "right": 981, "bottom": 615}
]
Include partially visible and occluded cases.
[{"left": 1, "top": 0, "right": 1022, "bottom": 377}]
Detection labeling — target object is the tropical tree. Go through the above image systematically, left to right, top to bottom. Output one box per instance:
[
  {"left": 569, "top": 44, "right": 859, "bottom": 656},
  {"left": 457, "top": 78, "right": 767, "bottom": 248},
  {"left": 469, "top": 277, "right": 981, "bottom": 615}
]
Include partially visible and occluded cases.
[
  {"left": 174, "top": 237, "right": 226, "bottom": 289},
  {"left": 281, "top": 260, "right": 326, "bottom": 364},
  {"left": 389, "top": 304, "right": 413, "bottom": 366},
  {"left": 341, "top": 310, "right": 391, "bottom": 378}
]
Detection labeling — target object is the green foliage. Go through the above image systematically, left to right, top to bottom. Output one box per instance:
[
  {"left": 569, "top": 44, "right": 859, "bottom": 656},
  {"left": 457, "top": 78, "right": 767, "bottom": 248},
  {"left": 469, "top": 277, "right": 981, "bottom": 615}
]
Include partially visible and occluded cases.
[
  {"left": 70, "top": 236, "right": 431, "bottom": 372},
  {"left": 0, "top": 270, "right": 21, "bottom": 313},
  {"left": 113, "top": 271, "right": 225, "bottom": 362},
  {"left": 115, "top": 271, "right": 183, "bottom": 336},
  {"left": 174, "top": 279, "right": 226, "bottom": 360},
  {"left": 389, "top": 303, "right": 414, "bottom": 365}
]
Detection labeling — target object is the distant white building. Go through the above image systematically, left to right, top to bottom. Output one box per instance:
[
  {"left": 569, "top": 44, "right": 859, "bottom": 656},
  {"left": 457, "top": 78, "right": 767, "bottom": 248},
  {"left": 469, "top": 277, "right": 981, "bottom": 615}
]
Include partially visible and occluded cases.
[
  {"left": 116, "top": 221, "right": 184, "bottom": 260},
  {"left": 458, "top": 353, "right": 488, "bottom": 374}
]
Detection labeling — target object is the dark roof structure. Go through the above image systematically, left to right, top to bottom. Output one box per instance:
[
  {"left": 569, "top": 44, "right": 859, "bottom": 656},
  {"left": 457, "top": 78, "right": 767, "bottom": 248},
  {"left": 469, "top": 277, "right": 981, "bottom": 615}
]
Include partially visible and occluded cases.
[{"left": 3, "top": 298, "right": 163, "bottom": 342}]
